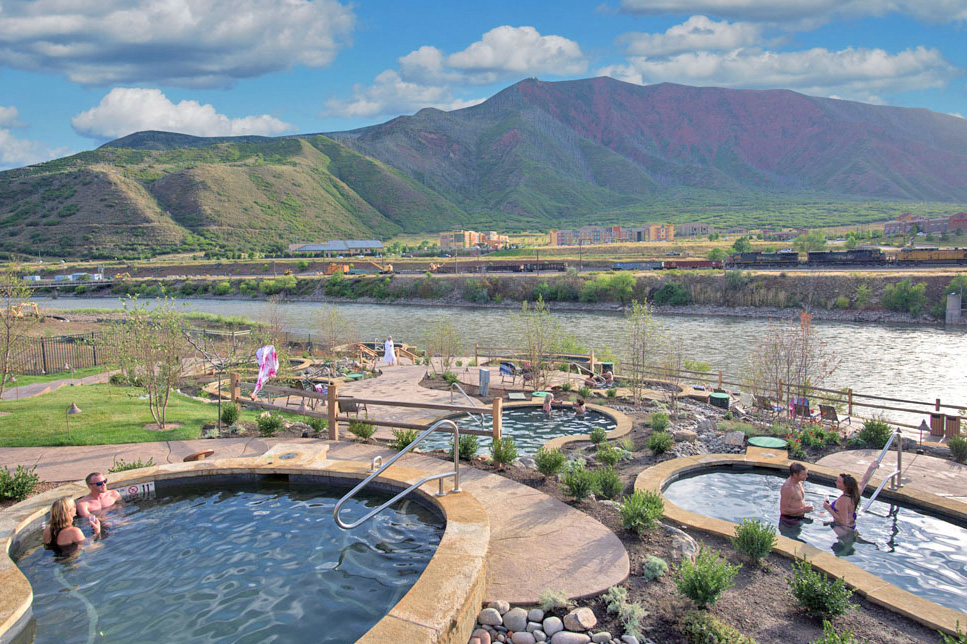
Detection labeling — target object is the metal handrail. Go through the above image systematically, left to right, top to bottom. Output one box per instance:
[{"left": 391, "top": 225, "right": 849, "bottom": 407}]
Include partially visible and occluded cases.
[
  {"left": 449, "top": 382, "right": 485, "bottom": 426},
  {"left": 333, "top": 419, "right": 461, "bottom": 530},
  {"left": 862, "top": 428, "right": 903, "bottom": 513}
]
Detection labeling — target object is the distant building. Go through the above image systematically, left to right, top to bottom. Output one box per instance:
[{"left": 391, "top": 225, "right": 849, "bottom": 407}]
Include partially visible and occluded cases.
[
  {"left": 884, "top": 213, "right": 967, "bottom": 236},
  {"left": 676, "top": 222, "right": 711, "bottom": 237},
  {"left": 548, "top": 224, "right": 674, "bottom": 246},
  {"left": 440, "top": 230, "right": 510, "bottom": 250},
  {"left": 289, "top": 240, "right": 384, "bottom": 256},
  {"left": 22, "top": 275, "right": 41, "bottom": 281}
]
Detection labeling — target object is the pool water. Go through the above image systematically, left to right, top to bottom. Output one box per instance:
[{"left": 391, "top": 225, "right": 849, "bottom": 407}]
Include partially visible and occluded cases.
[
  {"left": 422, "top": 407, "right": 616, "bottom": 455},
  {"left": 663, "top": 468, "right": 967, "bottom": 615},
  {"left": 14, "top": 480, "right": 444, "bottom": 644}
]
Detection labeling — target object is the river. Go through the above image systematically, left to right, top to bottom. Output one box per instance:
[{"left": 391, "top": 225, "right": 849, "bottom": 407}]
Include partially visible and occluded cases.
[{"left": 34, "top": 298, "right": 967, "bottom": 424}]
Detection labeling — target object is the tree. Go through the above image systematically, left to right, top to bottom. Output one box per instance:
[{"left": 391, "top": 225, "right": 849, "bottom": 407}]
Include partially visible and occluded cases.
[
  {"left": 793, "top": 230, "right": 827, "bottom": 252},
  {"left": 844, "top": 232, "right": 859, "bottom": 250},
  {"left": 732, "top": 237, "right": 753, "bottom": 253},
  {"left": 707, "top": 248, "right": 728, "bottom": 262},
  {"left": 0, "top": 269, "right": 41, "bottom": 402},
  {"left": 514, "top": 296, "right": 562, "bottom": 390},
  {"left": 626, "top": 300, "right": 662, "bottom": 406},
  {"left": 317, "top": 305, "right": 355, "bottom": 358},
  {"left": 423, "top": 319, "right": 463, "bottom": 375},
  {"left": 184, "top": 322, "right": 261, "bottom": 431}
]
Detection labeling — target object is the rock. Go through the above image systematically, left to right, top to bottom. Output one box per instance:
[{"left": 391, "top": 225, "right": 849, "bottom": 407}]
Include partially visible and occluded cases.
[
  {"left": 674, "top": 429, "right": 697, "bottom": 442},
  {"left": 723, "top": 430, "right": 746, "bottom": 447},
  {"left": 663, "top": 523, "right": 699, "bottom": 562},
  {"left": 489, "top": 600, "right": 511, "bottom": 615},
  {"left": 504, "top": 607, "right": 529, "bottom": 632},
  {"left": 563, "top": 607, "right": 597, "bottom": 632},
  {"left": 478, "top": 608, "right": 503, "bottom": 626},
  {"left": 528, "top": 608, "right": 545, "bottom": 623},
  {"left": 542, "top": 617, "right": 564, "bottom": 637},
  {"left": 526, "top": 622, "right": 542, "bottom": 633},
  {"left": 473, "top": 629, "right": 492, "bottom": 644},
  {"left": 534, "top": 632, "right": 547, "bottom": 642},
  {"left": 512, "top": 633, "right": 537, "bottom": 644},
  {"left": 550, "top": 633, "right": 591, "bottom": 644},
  {"left": 591, "top": 634, "right": 612, "bottom": 643},
  {"left": 496, "top": 635, "right": 506, "bottom": 643},
  {"left": 621, "top": 636, "right": 640, "bottom": 644},
  {"left": 470, "top": 637, "right": 482, "bottom": 644}
]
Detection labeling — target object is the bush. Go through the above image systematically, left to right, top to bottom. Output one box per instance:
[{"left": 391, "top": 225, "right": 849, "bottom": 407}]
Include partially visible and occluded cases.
[
  {"left": 882, "top": 277, "right": 928, "bottom": 315},
  {"left": 213, "top": 281, "right": 232, "bottom": 296},
  {"left": 653, "top": 282, "right": 690, "bottom": 306},
  {"left": 833, "top": 296, "right": 850, "bottom": 310},
  {"left": 441, "top": 371, "right": 459, "bottom": 385},
  {"left": 560, "top": 381, "right": 572, "bottom": 392},
  {"left": 578, "top": 386, "right": 592, "bottom": 399},
  {"left": 606, "top": 387, "right": 617, "bottom": 399},
  {"left": 220, "top": 402, "right": 240, "bottom": 426},
  {"left": 651, "top": 411, "right": 670, "bottom": 431},
  {"left": 256, "top": 413, "right": 285, "bottom": 437},
  {"left": 308, "top": 417, "right": 328, "bottom": 435},
  {"left": 856, "top": 418, "right": 892, "bottom": 449},
  {"left": 348, "top": 420, "right": 375, "bottom": 440},
  {"left": 589, "top": 426, "right": 608, "bottom": 444},
  {"left": 391, "top": 428, "right": 419, "bottom": 451},
  {"left": 647, "top": 431, "right": 674, "bottom": 455},
  {"left": 450, "top": 434, "right": 479, "bottom": 461},
  {"left": 949, "top": 436, "right": 967, "bottom": 464},
  {"left": 490, "top": 437, "right": 518, "bottom": 467},
  {"left": 597, "top": 442, "right": 622, "bottom": 467},
  {"left": 535, "top": 447, "right": 567, "bottom": 477},
  {"left": 108, "top": 457, "right": 155, "bottom": 473},
  {"left": 562, "top": 461, "right": 596, "bottom": 500},
  {"left": 0, "top": 465, "right": 40, "bottom": 501},
  {"left": 594, "top": 467, "right": 623, "bottom": 499},
  {"left": 620, "top": 489, "right": 664, "bottom": 533},
  {"left": 731, "top": 518, "right": 777, "bottom": 563},
  {"left": 675, "top": 545, "right": 741, "bottom": 608},
  {"left": 642, "top": 555, "right": 669, "bottom": 581},
  {"left": 788, "top": 558, "right": 855, "bottom": 618},
  {"left": 602, "top": 585, "right": 647, "bottom": 640},
  {"left": 538, "top": 589, "right": 572, "bottom": 612},
  {"left": 679, "top": 611, "right": 755, "bottom": 644},
  {"left": 812, "top": 620, "right": 860, "bottom": 644},
  {"left": 938, "top": 622, "right": 967, "bottom": 644}
]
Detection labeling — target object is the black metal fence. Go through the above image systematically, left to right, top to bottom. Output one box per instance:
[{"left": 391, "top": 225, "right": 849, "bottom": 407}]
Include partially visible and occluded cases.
[{"left": 12, "top": 333, "right": 111, "bottom": 376}]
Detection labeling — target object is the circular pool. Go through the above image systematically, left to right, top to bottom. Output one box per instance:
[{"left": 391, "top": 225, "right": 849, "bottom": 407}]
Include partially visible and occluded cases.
[{"left": 13, "top": 478, "right": 444, "bottom": 644}]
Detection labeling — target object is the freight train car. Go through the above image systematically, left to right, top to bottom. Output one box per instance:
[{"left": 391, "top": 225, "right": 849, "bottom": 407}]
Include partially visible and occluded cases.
[
  {"left": 894, "top": 248, "right": 967, "bottom": 266},
  {"left": 806, "top": 249, "right": 886, "bottom": 266},
  {"left": 729, "top": 251, "right": 800, "bottom": 267},
  {"left": 661, "top": 259, "right": 724, "bottom": 270},
  {"left": 611, "top": 261, "right": 663, "bottom": 271}
]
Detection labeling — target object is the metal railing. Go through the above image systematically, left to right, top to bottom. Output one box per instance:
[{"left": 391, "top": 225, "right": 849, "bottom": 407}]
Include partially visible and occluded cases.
[
  {"left": 449, "top": 382, "right": 485, "bottom": 426},
  {"left": 333, "top": 419, "right": 462, "bottom": 530},
  {"left": 862, "top": 428, "right": 903, "bottom": 513}
]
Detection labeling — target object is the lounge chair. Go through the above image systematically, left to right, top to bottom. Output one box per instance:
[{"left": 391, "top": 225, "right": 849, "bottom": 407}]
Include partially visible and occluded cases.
[
  {"left": 499, "top": 362, "right": 521, "bottom": 385},
  {"left": 753, "top": 394, "right": 783, "bottom": 420},
  {"left": 790, "top": 396, "right": 820, "bottom": 424},
  {"left": 338, "top": 399, "right": 368, "bottom": 418},
  {"left": 819, "top": 404, "right": 850, "bottom": 430}
]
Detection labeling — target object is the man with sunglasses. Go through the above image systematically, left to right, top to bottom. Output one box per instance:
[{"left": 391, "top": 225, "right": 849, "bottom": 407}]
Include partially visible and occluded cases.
[{"left": 77, "top": 472, "right": 122, "bottom": 519}]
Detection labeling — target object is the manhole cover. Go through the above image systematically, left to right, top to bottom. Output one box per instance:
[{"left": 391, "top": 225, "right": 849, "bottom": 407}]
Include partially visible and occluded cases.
[
  {"left": 748, "top": 436, "right": 788, "bottom": 449},
  {"left": 278, "top": 452, "right": 300, "bottom": 460}
]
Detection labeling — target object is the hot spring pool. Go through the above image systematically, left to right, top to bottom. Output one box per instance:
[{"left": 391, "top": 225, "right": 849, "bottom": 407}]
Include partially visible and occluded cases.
[
  {"left": 423, "top": 406, "right": 616, "bottom": 454},
  {"left": 663, "top": 467, "right": 967, "bottom": 614},
  {"left": 13, "top": 478, "right": 445, "bottom": 644}
]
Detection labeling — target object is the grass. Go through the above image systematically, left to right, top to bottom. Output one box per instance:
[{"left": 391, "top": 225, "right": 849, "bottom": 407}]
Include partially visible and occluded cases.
[
  {"left": 7, "top": 366, "right": 108, "bottom": 388},
  {"left": 0, "top": 383, "right": 299, "bottom": 447}
]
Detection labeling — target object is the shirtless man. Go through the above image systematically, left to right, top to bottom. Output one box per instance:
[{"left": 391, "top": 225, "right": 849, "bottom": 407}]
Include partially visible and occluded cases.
[
  {"left": 779, "top": 463, "right": 814, "bottom": 528},
  {"left": 76, "top": 472, "right": 122, "bottom": 518}
]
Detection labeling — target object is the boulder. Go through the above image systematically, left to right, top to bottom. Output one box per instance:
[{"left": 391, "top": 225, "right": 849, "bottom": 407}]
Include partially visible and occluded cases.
[
  {"left": 674, "top": 430, "right": 697, "bottom": 442},
  {"left": 723, "top": 430, "right": 746, "bottom": 447},
  {"left": 663, "top": 523, "right": 699, "bottom": 562},
  {"left": 489, "top": 600, "right": 511, "bottom": 615},
  {"left": 504, "top": 607, "right": 529, "bottom": 632},
  {"left": 563, "top": 607, "right": 597, "bottom": 632},
  {"left": 478, "top": 608, "right": 503, "bottom": 626},
  {"left": 528, "top": 608, "right": 545, "bottom": 623},
  {"left": 542, "top": 617, "right": 564, "bottom": 637},
  {"left": 473, "top": 629, "right": 492, "bottom": 644},
  {"left": 512, "top": 632, "right": 537, "bottom": 644},
  {"left": 550, "top": 633, "right": 591, "bottom": 644}
]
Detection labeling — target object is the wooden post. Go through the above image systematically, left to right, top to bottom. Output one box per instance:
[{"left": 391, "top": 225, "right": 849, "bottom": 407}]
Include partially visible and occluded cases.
[
  {"left": 475, "top": 343, "right": 479, "bottom": 366},
  {"left": 395, "top": 346, "right": 400, "bottom": 367},
  {"left": 589, "top": 348, "right": 596, "bottom": 373},
  {"left": 718, "top": 371, "right": 723, "bottom": 389},
  {"left": 229, "top": 372, "right": 240, "bottom": 403},
  {"left": 328, "top": 382, "right": 340, "bottom": 441},
  {"left": 847, "top": 388, "right": 853, "bottom": 417},
  {"left": 492, "top": 397, "right": 503, "bottom": 441},
  {"left": 936, "top": 398, "right": 941, "bottom": 412}
]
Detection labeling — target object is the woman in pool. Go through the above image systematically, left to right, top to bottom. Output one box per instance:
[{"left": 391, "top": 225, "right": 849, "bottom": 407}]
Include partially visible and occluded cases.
[
  {"left": 542, "top": 393, "right": 554, "bottom": 413},
  {"left": 572, "top": 398, "right": 587, "bottom": 415},
  {"left": 824, "top": 473, "right": 862, "bottom": 537},
  {"left": 43, "top": 497, "right": 99, "bottom": 556}
]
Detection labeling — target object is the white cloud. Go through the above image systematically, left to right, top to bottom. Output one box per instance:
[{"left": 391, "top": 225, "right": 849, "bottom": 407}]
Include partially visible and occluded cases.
[
  {"left": 0, "top": 0, "right": 355, "bottom": 87},
  {"left": 616, "top": 0, "right": 967, "bottom": 24},
  {"left": 619, "top": 16, "right": 763, "bottom": 56},
  {"left": 447, "top": 26, "right": 587, "bottom": 81},
  {"left": 599, "top": 46, "right": 957, "bottom": 103},
  {"left": 324, "top": 71, "right": 484, "bottom": 119},
  {"left": 71, "top": 88, "right": 295, "bottom": 140},
  {"left": 0, "top": 105, "right": 24, "bottom": 128},
  {"left": 0, "top": 129, "right": 69, "bottom": 169}
]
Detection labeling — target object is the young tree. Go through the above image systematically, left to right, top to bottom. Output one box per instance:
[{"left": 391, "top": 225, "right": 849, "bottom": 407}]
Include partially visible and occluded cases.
[
  {"left": 732, "top": 236, "right": 753, "bottom": 253},
  {"left": 0, "top": 269, "right": 41, "bottom": 402},
  {"left": 514, "top": 296, "right": 562, "bottom": 390},
  {"left": 626, "top": 300, "right": 662, "bottom": 406},
  {"left": 317, "top": 305, "right": 355, "bottom": 359},
  {"left": 423, "top": 319, "right": 463, "bottom": 375},
  {"left": 184, "top": 322, "right": 261, "bottom": 430}
]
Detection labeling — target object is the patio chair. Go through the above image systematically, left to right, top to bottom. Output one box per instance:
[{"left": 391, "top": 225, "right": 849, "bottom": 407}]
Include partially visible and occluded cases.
[
  {"left": 500, "top": 361, "right": 521, "bottom": 385},
  {"left": 753, "top": 395, "right": 783, "bottom": 420},
  {"left": 790, "top": 396, "right": 820, "bottom": 424},
  {"left": 338, "top": 399, "right": 368, "bottom": 418},
  {"left": 819, "top": 404, "right": 850, "bottom": 430}
]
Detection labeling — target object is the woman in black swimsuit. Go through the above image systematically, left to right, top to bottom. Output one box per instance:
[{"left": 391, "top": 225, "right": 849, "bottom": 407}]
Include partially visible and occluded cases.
[
  {"left": 823, "top": 473, "right": 861, "bottom": 538},
  {"left": 43, "top": 498, "right": 98, "bottom": 555}
]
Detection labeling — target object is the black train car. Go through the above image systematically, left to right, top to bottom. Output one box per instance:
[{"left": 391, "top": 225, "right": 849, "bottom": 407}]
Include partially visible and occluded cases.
[
  {"left": 806, "top": 249, "right": 886, "bottom": 266},
  {"left": 729, "top": 252, "right": 800, "bottom": 267}
]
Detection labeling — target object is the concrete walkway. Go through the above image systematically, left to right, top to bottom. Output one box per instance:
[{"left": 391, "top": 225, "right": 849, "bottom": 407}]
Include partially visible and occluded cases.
[
  {"left": 1, "top": 370, "right": 115, "bottom": 401},
  {"left": 817, "top": 449, "right": 967, "bottom": 504}
]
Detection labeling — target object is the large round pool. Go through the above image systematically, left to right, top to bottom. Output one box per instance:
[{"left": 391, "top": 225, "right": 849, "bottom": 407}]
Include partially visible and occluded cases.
[
  {"left": 424, "top": 406, "right": 616, "bottom": 455},
  {"left": 663, "top": 467, "right": 967, "bottom": 615},
  {"left": 13, "top": 478, "right": 444, "bottom": 644}
]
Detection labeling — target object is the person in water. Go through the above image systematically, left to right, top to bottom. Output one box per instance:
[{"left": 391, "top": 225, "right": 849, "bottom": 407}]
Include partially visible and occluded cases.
[
  {"left": 542, "top": 393, "right": 554, "bottom": 413},
  {"left": 572, "top": 398, "right": 587, "bottom": 415},
  {"left": 824, "top": 461, "right": 879, "bottom": 537},
  {"left": 779, "top": 462, "right": 814, "bottom": 530},
  {"left": 76, "top": 472, "right": 122, "bottom": 518},
  {"left": 44, "top": 498, "right": 98, "bottom": 555}
]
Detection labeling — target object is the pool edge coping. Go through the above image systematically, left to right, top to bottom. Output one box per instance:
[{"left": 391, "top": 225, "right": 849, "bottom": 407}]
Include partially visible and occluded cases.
[
  {"left": 0, "top": 444, "right": 489, "bottom": 644},
  {"left": 633, "top": 450, "right": 967, "bottom": 636}
]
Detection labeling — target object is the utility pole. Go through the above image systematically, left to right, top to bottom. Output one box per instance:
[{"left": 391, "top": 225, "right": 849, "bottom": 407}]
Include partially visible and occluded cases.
[{"left": 579, "top": 240, "right": 583, "bottom": 272}]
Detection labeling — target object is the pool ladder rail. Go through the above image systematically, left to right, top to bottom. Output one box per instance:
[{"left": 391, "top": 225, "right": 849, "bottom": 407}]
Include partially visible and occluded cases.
[
  {"left": 449, "top": 381, "right": 486, "bottom": 426},
  {"left": 333, "top": 419, "right": 462, "bottom": 530},
  {"left": 862, "top": 427, "right": 903, "bottom": 516}
]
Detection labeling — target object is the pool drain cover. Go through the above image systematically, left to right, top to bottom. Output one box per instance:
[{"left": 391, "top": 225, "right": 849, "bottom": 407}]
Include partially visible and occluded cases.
[{"left": 278, "top": 452, "right": 300, "bottom": 460}]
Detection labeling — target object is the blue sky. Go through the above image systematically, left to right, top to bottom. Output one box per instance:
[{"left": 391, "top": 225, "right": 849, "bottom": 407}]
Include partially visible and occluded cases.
[{"left": 1, "top": 0, "right": 965, "bottom": 169}]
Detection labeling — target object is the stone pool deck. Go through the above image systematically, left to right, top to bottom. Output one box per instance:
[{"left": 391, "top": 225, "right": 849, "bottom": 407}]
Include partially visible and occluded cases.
[{"left": 818, "top": 449, "right": 967, "bottom": 505}]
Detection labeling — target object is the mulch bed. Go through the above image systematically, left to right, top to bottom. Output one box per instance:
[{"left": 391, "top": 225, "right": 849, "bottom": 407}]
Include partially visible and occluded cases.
[{"left": 0, "top": 481, "right": 64, "bottom": 511}]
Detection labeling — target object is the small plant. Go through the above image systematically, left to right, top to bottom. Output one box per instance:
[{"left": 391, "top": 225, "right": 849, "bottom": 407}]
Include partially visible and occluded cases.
[
  {"left": 455, "top": 360, "right": 463, "bottom": 367},
  {"left": 441, "top": 371, "right": 459, "bottom": 385},
  {"left": 560, "top": 381, "right": 572, "bottom": 392},
  {"left": 578, "top": 385, "right": 592, "bottom": 398},
  {"left": 606, "top": 387, "right": 617, "bottom": 399},
  {"left": 220, "top": 402, "right": 240, "bottom": 426},
  {"left": 651, "top": 411, "right": 670, "bottom": 431},
  {"left": 723, "top": 411, "right": 733, "bottom": 421},
  {"left": 256, "top": 412, "right": 285, "bottom": 437},
  {"left": 308, "top": 417, "right": 327, "bottom": 435},
  {"left": 856, "top": 418, "right": 892, "bottom": 449},
  {"left": 348, "top": 420, "right": 376, "bottom": 441},
  {"left": 586, "top": 426, "right": 608, "bottom": 445},
  {"left": 390, "top": 428, "right": 419, "bottom": 451},
  {"left": 647, "top": 431, "right": 674, "bottom": 455},
  {"left": 450, "top": 434, "right": 480, "bottom": 461},
  {"left": 619, "top": 436, "right": 634, "bottom": 452},
  {"left": 948, "top": 436, "right": 967, "bottom": 464},
  {"left": 490, "top": 437, "right": 518, "bottom": 468},
  {"left": 597, "top": 442, "right": 622, "bottom": 467},
  {"left": 535, "top": 447, "right": 567, "bottom": 477},
  {"left": 108, "top": 457, "right": 155, "bottom": 473},
  {"left": 562, "top": 460, "right": 596, "bottom": 500},
  {"left": 0, "top": 465, "right": 40, "bottom": 501},
  {"left": 594, "top": 467, "right": 623, "bottom": 499},
  {"left": 620, "top": 489, "right": 664, "bottom": 533},
  {"left": 731, "top": 518, "right": 777, "bottom": 564},
  {"left": 675, "top": 545, "right": 741, "bottom": 608},
  {"left": 642, "top": 554, "right": 669, "bottom": 581},
  {"left": 788, "top": 558, "right": 855, "bottom": 618},
  {"left": 602, "top": 585, "right": 647, "bottom": 640},
  {"left": 538, "top": 589, "right": 572, "bottom": 612},
  {"left": 679, "top": 611, "right": 755, "bottom": 644},
  {"left": 813, "top": 620, "right": 860, "bottom": 644},
  {"left": 937, "top": 622, "right": 967, "bottom": 644}
]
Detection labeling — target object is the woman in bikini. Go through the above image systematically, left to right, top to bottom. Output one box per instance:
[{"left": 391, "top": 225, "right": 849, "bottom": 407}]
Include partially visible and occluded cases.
[
  {"left": 823, "top": 473, "right": 861, "bottom": 538},
  {"left": 43, "top": 497, "right": 99, "bottom": 556}
]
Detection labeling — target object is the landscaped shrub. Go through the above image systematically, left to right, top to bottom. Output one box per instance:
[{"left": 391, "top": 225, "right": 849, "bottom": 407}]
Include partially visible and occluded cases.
[
  {"left": 441, "top": 371, "right": 459, "bottom": 385},
  {"left": 560, "top": 381, "right": 572, "bottom": 392},
  {"left": 578, "top": 386, "right": 592, "bottom": 399},
  {"left": 606, "top": 387, "right": 617, "bottom": 399},
  {"left": 220, "top": 402, "right": 240, "bottom": 426},
  {"left": 651, "top": 411, "right": 670, "bottom": 431},
  {"left": 256, "top": 413, "right": 285, "bottom": 437},
  {"left": 308, "top": 417, "right": 328, "bottom": 435},
  {"left": 857, "top": 418, "right": 892, "bottom": 449},
  {"left": 348, "top": 420, "right": 375, "bottom": 441},
  {"left": 589, "top": 426, "right": 608, "bottom": 444},
  {"left": 391, "top": 428, "right": 419, "bottom": 451},
  {"left": 647, "top": 431, "right": 674, "bottom": 455},
  {"left": 450, "top": 434, "right": 479, "bottom": 461},
  {"left": 948, "top": 436, "right": 967, "bottom": 464},
  {"left": 490, "top": 437, "right": 518, "bottom": 467},
  {"left": 619, "top": 437, "right": 634, "bottom": 452},
  {"left": 597, "top": 442, "right": 622, "bottom": 467},
  {"left": 535, "top": 447, "right": 567, "bottom": 477},
  {"left": 108, "top": 457, "right": 155, "bottom": 473},
  {"left": 562, "top": 461, "right": 596, "bottom": 500},
  {"left": 0, "top": 465, "right": 40, "bottom": 501},
  {"left": 594, "top": 467, "right": 623, "bottom": 499},
  {"left": 620, "top": 489, "right": 664, "bottom": 534},
  {"left": 731, "top": 518, "right": 777, "bottom": 564},
  {"left": 675, "top": 545, "right": 741, "bottom": 608},
  {"left": 642, "top": 555, "right": 669, "bottom": 580},
  {"left": 788, "top": 558, "right": 855, "bottom": 618},
  {"left": 602, "top": 585, "right": 647, "bottom": 640},
  {"left": 538, "top": 589, "right": 572, "bottom": 612},
  {"left": 679, "top": 611, "right": 755, "bottom": 644},
  {"left": 812, "top": 620, "right": 860, "bottom": 644},
  {"left": 937, "top": 622, "right": 967, "bottom": 644}
]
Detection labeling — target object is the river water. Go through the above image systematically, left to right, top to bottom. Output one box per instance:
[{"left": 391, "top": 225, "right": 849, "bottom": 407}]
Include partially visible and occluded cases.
[{"left": 34, "top": 298, "right": 967, "bottom": 422}]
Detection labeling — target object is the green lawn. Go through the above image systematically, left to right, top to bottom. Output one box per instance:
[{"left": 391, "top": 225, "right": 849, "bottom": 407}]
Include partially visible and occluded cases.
[
  {"left": 7, "top": 366, "right": 109, "bottom": 389},
  {"left": 0, "top": 383, "right": 298, "bottom": 447}
]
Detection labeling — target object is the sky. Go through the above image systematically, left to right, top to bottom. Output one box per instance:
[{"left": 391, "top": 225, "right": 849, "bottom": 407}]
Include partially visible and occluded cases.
[{"left": 0, "top": 0, "right": 965, "bottom": 170}]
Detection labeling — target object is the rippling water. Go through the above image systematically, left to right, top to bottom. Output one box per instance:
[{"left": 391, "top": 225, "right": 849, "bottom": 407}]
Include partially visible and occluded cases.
[
  {"left": 663, "top": 468, "right": 967, "bottom": 615},
  {"left": 14, "top": 481, "right": 444, "bottom": 644}
]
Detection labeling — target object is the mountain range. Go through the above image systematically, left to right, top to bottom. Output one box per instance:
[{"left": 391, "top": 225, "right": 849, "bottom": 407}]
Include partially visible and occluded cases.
[{"left": 2, "top": 76, "right": 966, "bottom": 257}]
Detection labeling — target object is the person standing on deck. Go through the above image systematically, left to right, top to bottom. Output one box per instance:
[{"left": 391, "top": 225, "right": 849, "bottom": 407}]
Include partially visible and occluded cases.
[{"left": 383, "top": 336, "right": 396, "bottom": 366}]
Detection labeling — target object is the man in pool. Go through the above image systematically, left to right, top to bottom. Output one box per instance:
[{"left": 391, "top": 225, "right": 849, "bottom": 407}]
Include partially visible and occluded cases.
[
  {"left": 779, "top": 463, "right": 814, "bottom": 530},
  {"left": 77, "top": 472, "right": 122, "bottom": 518}
]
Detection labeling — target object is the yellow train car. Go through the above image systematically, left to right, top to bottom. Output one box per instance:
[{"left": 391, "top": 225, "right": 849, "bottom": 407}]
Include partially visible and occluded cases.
[{"left": 894, "top": 248, "right": 967, "bottom": 265}]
